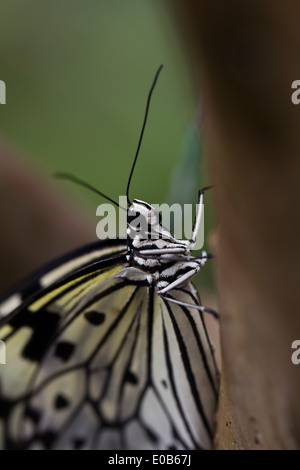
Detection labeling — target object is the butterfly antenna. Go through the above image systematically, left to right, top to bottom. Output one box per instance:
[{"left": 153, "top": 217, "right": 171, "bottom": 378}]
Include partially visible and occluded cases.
[
  {"left": 126, "top": 64, "right": 163, "bottom": 206},
  {"left": 55, "top": 172, "right": 127, "bottom": 211},
  {"left": 200, "top": 185, "right": 214, "bottom": 193}
]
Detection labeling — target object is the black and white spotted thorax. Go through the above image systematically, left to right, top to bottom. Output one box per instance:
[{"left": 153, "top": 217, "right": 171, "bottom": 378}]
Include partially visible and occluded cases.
[{"left": 123, "top": 194, "right": 207, "bottom": 295}]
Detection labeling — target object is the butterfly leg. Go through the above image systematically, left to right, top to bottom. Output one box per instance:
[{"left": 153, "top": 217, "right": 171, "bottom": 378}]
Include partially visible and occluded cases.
[
  {"left": 187, "top": 189, "right": 204, "bottom": 250},
  {"left": 137, "top": 246, "right": 188, "bottom": 256},
  {"left": 157, "top": 261, "right": 219, "bottom": 318},
  {"left": 157, "top": 265, "right": 200, "bottom": 294},
  {"left": 159, "top": 292, "right": 219, "bottom": 318}
]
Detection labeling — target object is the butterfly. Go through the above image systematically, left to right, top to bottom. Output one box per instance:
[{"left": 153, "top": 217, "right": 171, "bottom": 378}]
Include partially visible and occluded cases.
[{"left": 0, "top": 65, "right": 219, "bottom": 450}]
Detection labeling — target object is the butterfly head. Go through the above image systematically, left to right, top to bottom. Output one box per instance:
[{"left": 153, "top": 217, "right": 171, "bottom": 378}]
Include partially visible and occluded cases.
[{"left": 127, "top": 199, "right": 162, "bottom": 241}]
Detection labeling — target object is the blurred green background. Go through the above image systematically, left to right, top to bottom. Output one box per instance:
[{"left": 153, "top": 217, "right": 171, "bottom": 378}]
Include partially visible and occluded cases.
[{"left": 0, "top": 0, "right": 215, "bottom": 290}]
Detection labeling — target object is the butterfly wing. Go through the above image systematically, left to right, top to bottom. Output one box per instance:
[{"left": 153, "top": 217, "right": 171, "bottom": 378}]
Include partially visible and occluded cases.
[
  {"left": 0, "top": 239, "right": 127, "bottom": 326},
  {"left": 0, "top": 240, "right": 127, "bottom": 448},
  {"left": 0, "top": 241, "right": 218, "bottom": 450},
  {"left": 146, "top": 285, "right": 218, "bottom": 450}
]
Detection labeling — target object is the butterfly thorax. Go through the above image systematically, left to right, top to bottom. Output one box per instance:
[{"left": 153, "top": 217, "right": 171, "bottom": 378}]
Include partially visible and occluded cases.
[
  {"left": 121, "top": 199, "right": 203, "bottom": 291},
  {"left": 126, "top": 199, "right": 190, "bottom": 266}
]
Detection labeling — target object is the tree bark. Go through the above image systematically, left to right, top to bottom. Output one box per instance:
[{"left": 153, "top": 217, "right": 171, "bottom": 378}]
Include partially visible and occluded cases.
[{"left": 171, "top": 0, "right": 300, "bottom": 449}]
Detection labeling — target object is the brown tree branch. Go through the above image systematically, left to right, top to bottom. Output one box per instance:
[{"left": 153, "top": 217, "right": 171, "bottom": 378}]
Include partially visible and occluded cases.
[
  {"left": 171, "top": 0, "right": 300, "bottom": 449},
  {"left": 0, "top": 139, "right": 95, "bottom": 295}
]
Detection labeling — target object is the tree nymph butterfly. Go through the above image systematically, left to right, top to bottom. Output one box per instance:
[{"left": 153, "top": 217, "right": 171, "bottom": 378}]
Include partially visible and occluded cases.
[{"left": 0, "top": 65, "right": 219, "bottom": 450}]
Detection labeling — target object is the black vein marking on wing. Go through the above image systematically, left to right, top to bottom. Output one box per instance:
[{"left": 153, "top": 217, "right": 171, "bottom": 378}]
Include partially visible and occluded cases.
[
  {"left": 1, "top": 239, "right": 126, "bottom": 301},
  {"left": 0, "top": 241, "right": 127, "bottom": 327},
  {"left": 1, "top": 272, "right": 218, "bottom": 450},
  {"left": 0, "top": 274, "right": 127, "bottom": 350},
  {"left": 21, "top": 279, "right": 132, "bottom": 400},
  {"left": 1, "top": 282, "right": 140, "bottom": 449},
  {"left": 65, "top": 286, "right": 147, "bottom": 449},
  {"left": 175, "top": 286, "right": 220, "bottom": 389},
  {"left": 126, "top": 287, "right": 162, "bottom": 447},
  {"left": 147, "top": 287, "right": 154, "bottom": 381},
  {"left": 166, "top": 288, "right": 219, "bottom": 398},
  {"left": 88, "top": 289, "right": 150, "bottom": 449},
  {"left": 92, "top": 296, "right": 143, "bottom": 409},
  {"left": 162, "top": 299, "right": 214, "bottom": 443},
  {"left": 115, "top": 304, "right": 143, "bottom": 415},
  {"left": 160, "top": 309, "right": 201, "bottom": 449},
  {"left": 151, "top": 386, "right": 188, "bottom": 448}
]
